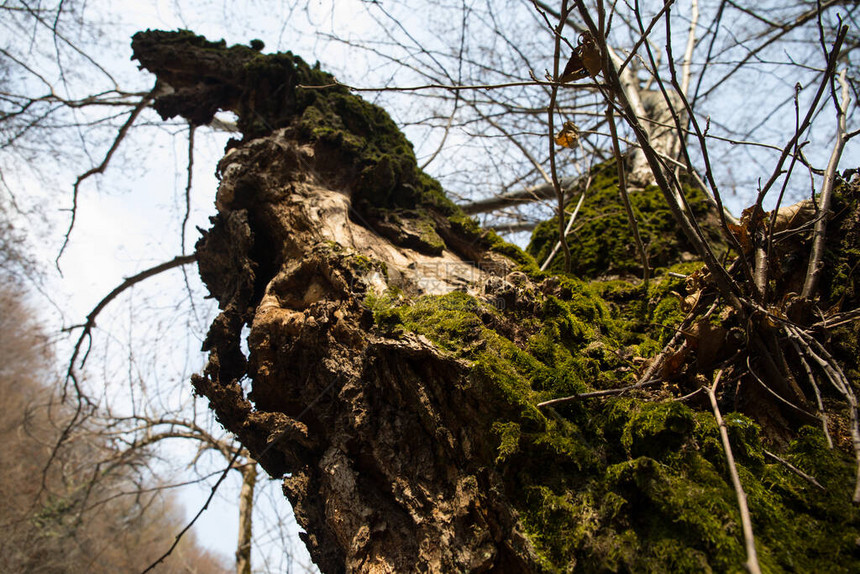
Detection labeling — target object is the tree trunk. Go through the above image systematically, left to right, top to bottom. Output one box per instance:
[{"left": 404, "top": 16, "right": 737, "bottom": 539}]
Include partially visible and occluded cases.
[
  {"left": 132, "top": 29, "right": 539, "bottom": 573},
  {"left": 132, "top": 30, "right": 860, "bottom": 574},
  {"left": 190, "top": 123, "right": 538, "bottom": 573},
  {"left": 236, "top": 462, "right": 256, "bottom": 574}
]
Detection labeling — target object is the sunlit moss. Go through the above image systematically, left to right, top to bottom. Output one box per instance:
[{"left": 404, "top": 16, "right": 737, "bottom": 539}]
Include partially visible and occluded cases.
[
  {"left": 527, "top": 160, "right": 724, "bottom": 279},
  {"left": 364, "top": 279, "right": 860, "bottom": 573}
]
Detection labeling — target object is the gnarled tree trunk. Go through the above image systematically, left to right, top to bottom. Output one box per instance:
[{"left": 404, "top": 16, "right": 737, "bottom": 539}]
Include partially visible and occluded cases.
[
  {"left": 132, "top": 29, "right": 860, "bottom": 574},
  {"left": 133, "top": 29, "right": 538, "bottom": 573},
  {"left": 192, "top": 127, "right": 536, "bottom": 572}
]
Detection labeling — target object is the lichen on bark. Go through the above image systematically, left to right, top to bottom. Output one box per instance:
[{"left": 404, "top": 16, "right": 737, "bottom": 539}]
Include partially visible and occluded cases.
[{"left": 132, "top": 29, "right": 860, "bottom": 573}]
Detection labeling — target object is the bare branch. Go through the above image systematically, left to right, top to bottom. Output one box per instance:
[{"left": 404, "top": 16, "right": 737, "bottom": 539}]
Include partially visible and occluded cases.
[
  {"left": 680, "top": 0, "right": 699, "bottom": 96},
  {"left": 756, "top": 25, "right": 848, "bottom": 208},
  {"left": 802, "top": 68, "right": 852, "bottom": 298},
  {"left": 56, "top": 83, "right": 160, "bottom": 268},
  {"left": 181, "top": 123, "right": 196, "bottom": 254},
  {"left": 461, "top": 176, "right": 576, "bottom": 214},
  {"left": 540, "top": 181, "right": 588, "bottom": 271},
  {"left": 65, "top": 254, "right": 197, "bottom": 400},
  {"left": 704, "top": 370, "right": 762, "bottom": 574},
  {"left": 537, "top": 378, "right": 661, "bottom": 408},
  {"left": 140, "top": 449, "right": 242, "bottom": 574},
  {"left": 763, "top": 449, "right": 826, "bottom": 491}
]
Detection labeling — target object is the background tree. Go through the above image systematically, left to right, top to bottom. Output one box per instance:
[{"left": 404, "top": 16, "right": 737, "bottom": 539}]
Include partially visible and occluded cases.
[
  {"left": 2, "top": 2, "right": 318, "bottom": 571},
  {"left": 0, "top": 268, "right": 230, "bottom": 572}
]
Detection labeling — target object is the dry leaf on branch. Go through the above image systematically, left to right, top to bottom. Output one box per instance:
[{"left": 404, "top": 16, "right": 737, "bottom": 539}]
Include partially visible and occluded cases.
[
  {"left": 560, "top": 32, "right": 602, "bottom": 83},
  {"left": 554, "top": 121, "right": 580, "bottom": 149},
  {"left": 772, "top": 199, "right": 816, "bottom": 233}
]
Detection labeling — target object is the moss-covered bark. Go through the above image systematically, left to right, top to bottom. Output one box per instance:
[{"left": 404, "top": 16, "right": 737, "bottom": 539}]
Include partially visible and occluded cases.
[
  {"left": 131, "top": 29, "right": 489, "bottom": 259},
  {"left": 133, "top": 30, "right": 860, "bottom": 573},
  {"left": 526, "top": 160, "right": 725, "bottom": 279},
  {"left": 369, "top": 273, "right": 860, "bottom": 573}
]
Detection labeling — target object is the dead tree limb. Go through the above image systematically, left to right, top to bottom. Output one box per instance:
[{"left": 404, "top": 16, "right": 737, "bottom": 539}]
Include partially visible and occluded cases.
[{"left": 802, "top": 68, "right": 852, "bottom": 299}]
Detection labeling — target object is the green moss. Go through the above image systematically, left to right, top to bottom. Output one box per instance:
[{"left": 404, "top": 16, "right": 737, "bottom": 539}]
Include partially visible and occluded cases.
[
  {"left": 527, "top": 161, "right": 725, "bottom": 279},
  {"left": 357, "top": 172, "right": 860, "bottom": 572},
  {"left": 820, "top": 177, "right": 860, "bottom": 385},
  {"left": 485, "top": 229, "right": 542, "bottom": 273},
  {"left": 367, "top": 279, "right": 860, "bottom": 572},
  {"left": 365, "top": 289, "right": 407, "bottom": 335},
  {"left": 618, "top": 401, "right": 697, "bottom": 459},
  {"left": 522, "top": 409, "right": 860, "bottom": 572},
  {"left": 493, "top": 421, "right": 522, "bottom": 463}
]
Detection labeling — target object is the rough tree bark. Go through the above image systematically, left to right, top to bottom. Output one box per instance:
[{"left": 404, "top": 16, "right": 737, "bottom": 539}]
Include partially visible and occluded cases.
[
  {"left": 132, "top": 29, "right": 538, "bottom": 573},
  {"left": 132, "top": 30, "right": 860, "bottom": 574},
  {"left": 192, "top": 129, "right": 536, "bottom": 571}
]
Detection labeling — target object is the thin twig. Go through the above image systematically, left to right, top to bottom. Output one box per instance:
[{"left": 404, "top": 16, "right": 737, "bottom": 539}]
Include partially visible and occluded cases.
[
  {"left": 542, "top": 0, "right": 573, "bottom": 272},
  {"left": 617, "top": 0, "right": 676, "bottom": 75},
  {"left": 297, "top": 78, "right": 582, "bottom": 93},
  {"left": 56, "top": 83, "right": 160, "bottom": 269},
  {"left": 762, "top": 86, "right": 804, "bottom": 300},
  {"left": 606, "top": 107, "right": 649, "bottom": 282},
  {"left": 482, "top": 114, "right": 551, "bottom": 184},
  {"left": 540, "top": 183, "right": 587, "bottom": 271},
  {"left": 786, "top": 324, "right": 860, "bottom": 502},
  {"left": 639, "top": 332, "right": 685, "bottom": 385},
  {"left": 789, "top": 338, "right": 833, "bottom": 448},
  {"left": 704, "top": 370, "right": 762, "bottom": 574},
  {"left": 537, "top": 378, "right": 661, "bottom": 408},
  {"left": 140, "top": 449, "right": 243, "bottom": 574},
  {"left": 763, "top": 450, "right": 825, "bottom": 491}
]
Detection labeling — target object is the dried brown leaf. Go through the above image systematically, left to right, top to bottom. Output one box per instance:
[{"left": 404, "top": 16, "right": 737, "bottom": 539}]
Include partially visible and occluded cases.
[
  {"left": 560, "top": 32, "right": 601, "bottom": 83},
  {"left": 554, "top": 121, "right": 580, "bottom": 149},
  {"left": 772, "top": 199, "right": 816, "bottom": 233}
]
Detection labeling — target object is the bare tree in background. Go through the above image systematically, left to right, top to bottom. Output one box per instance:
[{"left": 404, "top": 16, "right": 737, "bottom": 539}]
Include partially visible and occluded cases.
[
  {"left": 308, "top": 1, "right": 858, "bottom": 236},
  {"left": 1, "top": 2, "right": 317, "bottom": 571},
  {"left": 0, "top": 270, "right": 231, "bottom": 572}
]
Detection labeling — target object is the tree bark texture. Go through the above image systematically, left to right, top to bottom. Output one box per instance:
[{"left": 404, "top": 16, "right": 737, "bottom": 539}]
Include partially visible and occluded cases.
[
  {"left": 132, "top": 30, "right": 860, "bottom": 574},
  {"left": 132, "top": 30, "right": 539, "bottom": 573},
  {"left": 191, "top": 128, "right": 537, "bottom": 572}
]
